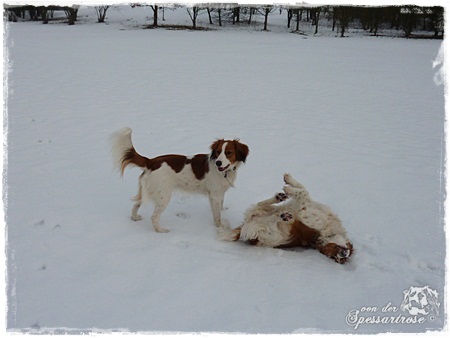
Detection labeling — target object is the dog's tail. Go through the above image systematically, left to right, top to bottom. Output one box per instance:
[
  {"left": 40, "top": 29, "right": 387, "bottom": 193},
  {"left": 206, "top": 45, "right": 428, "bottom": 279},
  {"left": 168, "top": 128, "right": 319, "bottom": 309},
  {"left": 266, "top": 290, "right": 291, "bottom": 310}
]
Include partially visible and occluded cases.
[
  {"left": 110, "top": 127, "right": 150, "bottom": 176},
  {"left": 217, "top": 225, "right": 242, "bottom": 242}
]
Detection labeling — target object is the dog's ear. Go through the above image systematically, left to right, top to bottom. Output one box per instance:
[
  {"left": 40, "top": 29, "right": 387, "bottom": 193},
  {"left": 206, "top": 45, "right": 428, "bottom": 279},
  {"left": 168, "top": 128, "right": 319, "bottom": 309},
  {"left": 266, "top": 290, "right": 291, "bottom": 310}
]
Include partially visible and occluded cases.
[
  {"left": 210, "top": 139, "right": 224, "bottom": 159},
  {"left": 234, "top": 140, "right": 249, "bottom": 163}
]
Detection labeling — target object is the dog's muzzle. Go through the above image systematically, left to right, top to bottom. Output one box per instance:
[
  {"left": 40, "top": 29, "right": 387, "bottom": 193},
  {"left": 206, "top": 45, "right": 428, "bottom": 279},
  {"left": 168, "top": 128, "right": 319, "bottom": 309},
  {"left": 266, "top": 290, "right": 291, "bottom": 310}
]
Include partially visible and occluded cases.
[{"left": 216, "top": 161, "right": 230, "bottom": 172}]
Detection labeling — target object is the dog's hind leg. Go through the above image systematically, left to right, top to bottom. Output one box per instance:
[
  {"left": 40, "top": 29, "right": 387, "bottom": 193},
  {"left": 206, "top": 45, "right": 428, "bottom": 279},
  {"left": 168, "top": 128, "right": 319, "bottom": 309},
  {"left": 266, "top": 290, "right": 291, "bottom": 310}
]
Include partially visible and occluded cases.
[
  {"left": 283, "top": 173, "right": 307, "bottom": 190},
  {"left": 283, "top": 174, "right": 311, "bottom": 205},
  {"left": 131, "top": 183, "right": 143, "bottom": 221},
  {"left": 283, "top": 185, "right": 311, "bottom": 206},
  {"left": 151, "top": 192, "right": 172, "bottom": 233},
  {"left": 131, "top": 201, "right": 143, "bottom": 221},
  {"left": 151, "top": 205, "right": 170, "bottom": 233}
]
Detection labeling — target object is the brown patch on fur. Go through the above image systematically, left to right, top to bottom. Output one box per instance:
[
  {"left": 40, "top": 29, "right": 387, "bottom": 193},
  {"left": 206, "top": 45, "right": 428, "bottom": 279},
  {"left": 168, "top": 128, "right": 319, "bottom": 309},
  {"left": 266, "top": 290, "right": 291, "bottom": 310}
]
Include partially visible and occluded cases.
[
  {"left": 210, "top": 139, "right": 225, "bottom": 160},
  {"left": 231, "top": 139, "right": 249, "bottom": 163},
  {"left": 224, "top": 142, "right": 238, "bottom": 164},
  {"left": 120, "top": 147, "right": 151, "bottom": 175},
  {"left": 120, "top": 148, "right": 189, "bottom": 175},
  {"left": 188, "top": 154, "right": 210, "bottom": 180},
  {"left": 148, "top": 155, "right": 187, "bottom": 173},
  {"left": 277, "top": 219, "right": 320, "bottom": 248}
]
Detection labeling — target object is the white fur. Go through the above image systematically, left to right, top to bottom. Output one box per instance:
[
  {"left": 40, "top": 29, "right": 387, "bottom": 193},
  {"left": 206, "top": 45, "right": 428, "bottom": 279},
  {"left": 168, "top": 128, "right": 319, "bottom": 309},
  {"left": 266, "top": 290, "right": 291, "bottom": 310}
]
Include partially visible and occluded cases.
[
  {"left": 110, "top": 127, "right": 134, "bottom": 173},
  {"left": 110, "top": 128, "right": 243, "bottom": 233}
]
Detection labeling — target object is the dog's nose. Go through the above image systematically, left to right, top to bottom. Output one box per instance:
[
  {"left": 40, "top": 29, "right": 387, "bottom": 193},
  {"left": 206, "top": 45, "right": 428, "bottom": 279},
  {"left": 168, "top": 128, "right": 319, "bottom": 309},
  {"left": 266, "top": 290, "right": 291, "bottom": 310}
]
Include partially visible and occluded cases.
[{"left": 216, "top": 160, "right": 222, "bottom": 167}]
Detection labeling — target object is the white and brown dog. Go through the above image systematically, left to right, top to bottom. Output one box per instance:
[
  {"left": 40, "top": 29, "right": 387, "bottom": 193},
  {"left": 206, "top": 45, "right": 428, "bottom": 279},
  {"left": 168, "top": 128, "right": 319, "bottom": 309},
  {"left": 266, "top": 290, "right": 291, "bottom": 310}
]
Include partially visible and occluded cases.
[
  {"left": 110, "top": 127, "right": 249, "bottom": 233},
  {"left": 220, "top": 174, "right": 353, "bottom": 263}
]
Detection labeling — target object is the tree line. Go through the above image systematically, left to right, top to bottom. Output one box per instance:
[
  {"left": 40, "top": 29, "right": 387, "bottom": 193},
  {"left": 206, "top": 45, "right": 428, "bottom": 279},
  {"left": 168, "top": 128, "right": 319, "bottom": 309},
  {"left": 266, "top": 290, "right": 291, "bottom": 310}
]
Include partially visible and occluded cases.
[{"left": 5, "top": 4, "right": 444, "bottom": 38}]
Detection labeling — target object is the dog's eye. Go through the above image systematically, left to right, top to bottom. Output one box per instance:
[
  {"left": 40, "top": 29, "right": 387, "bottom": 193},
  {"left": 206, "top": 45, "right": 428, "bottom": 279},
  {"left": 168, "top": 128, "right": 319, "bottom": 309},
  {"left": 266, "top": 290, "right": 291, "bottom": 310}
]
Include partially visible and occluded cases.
[{"left": 225, "top": 151, "right": 232, "bottom": 156}]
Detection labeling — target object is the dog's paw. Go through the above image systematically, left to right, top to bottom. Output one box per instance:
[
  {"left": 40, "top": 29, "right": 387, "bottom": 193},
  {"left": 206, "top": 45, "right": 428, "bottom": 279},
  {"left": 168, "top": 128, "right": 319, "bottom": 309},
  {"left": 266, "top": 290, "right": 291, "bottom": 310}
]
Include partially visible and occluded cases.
[
  {"left": 283, "top": 173, "right": 294, "bottom": 185},
  {"left": 284, "top": 173, "right": 303, "bottom": 189},
  {"left": 275, "top": 192, "right": 288, "bottom": 203},
  {"left": 280, "top": 212, "right": 293, "bottom": 222},
  {"left": 131, "top": 214, "right": 143, "bottom": 221},
  {"left": 155, "top": 227, "right": 170, "bottom": 233}
]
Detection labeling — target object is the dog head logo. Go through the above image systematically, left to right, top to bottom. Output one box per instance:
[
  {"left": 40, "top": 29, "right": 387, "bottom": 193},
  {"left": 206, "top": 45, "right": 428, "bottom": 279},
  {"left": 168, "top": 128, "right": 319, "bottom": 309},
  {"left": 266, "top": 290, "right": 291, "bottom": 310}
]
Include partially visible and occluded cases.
[{"left": 400, "top": 286, "right": 440, "bottom": 317}]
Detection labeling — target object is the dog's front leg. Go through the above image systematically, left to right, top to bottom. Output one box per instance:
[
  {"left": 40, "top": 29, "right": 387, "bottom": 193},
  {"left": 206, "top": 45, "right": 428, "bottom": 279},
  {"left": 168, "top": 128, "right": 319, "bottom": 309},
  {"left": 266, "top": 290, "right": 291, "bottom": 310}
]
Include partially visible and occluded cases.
[
  {"left": 257, "top": 192, "right": 288, "bottom": 207},
  {"left": 209, "top": 193, "right": 228, "bottom": 228},
  {"left": 255, "top": 193, "right": 288, "bottom": 213}
]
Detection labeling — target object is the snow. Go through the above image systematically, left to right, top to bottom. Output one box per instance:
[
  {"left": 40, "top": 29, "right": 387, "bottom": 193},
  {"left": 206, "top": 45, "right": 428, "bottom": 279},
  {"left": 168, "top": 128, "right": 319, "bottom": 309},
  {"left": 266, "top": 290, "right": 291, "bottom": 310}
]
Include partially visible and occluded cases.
[{"left": 2, "top": 4, "right": 447, "bottom": 335}]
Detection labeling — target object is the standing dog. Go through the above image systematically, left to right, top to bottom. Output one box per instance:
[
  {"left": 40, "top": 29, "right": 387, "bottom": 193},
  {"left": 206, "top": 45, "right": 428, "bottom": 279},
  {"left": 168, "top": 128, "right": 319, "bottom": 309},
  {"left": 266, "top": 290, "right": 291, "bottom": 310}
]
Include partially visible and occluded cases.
[
  {"left": 110, "top": 128, "right": 249, "bottom": 233},
  {"left": 220, "top": 174, "right": 353, "bottom": 263}
]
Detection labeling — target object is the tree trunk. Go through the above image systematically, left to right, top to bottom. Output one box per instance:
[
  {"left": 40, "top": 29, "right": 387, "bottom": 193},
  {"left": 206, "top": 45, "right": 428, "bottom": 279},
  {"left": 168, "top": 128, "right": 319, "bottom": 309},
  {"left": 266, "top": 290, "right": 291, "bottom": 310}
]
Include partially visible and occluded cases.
[
  {"left": 151, "top": 5, "right": 158, "bottom": 26},
  {"left": 95, "top": 6, "right": 109, "bottom": 23},
  {"left": 187, "top": 6, "right": 199, "bottom": 29},
  {"left": 40, "top": 7, "right": 49, "bottom": 24},
  {"left": 232, "top": 7, "right": 240, "bottom": 24},
  {"left": 248, "top": 7, "right": 254, "bottom": 24},
  {"left": 65, "top": 8, "right": 77, "bottom": 25},
  {"left": 207, "top": 8, "right": 213, "bottom": 25},
  {"left": 263, "top": 9, "right": 269, "bottom": 30},
  {"left": 287, "top": 9, "right": 293, "bottom": 28},
  {"left": 296, "top": 9, "right": 301, "bottom": 31},
  {"left": 314, "top": 9, "right": 321, "bottom": 34}
]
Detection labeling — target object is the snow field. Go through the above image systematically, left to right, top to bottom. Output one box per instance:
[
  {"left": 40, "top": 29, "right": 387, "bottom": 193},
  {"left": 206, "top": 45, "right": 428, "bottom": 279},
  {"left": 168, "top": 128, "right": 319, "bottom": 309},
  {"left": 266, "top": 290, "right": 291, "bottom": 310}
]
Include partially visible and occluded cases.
[{"left": 3, "top": 5, "right": 446, "bottom": 334}]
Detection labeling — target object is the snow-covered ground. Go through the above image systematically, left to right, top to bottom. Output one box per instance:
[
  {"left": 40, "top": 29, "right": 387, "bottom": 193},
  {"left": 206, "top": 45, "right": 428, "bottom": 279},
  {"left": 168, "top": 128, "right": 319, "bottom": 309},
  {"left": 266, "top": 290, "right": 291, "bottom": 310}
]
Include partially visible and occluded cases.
[{"left": 2, "top": 4, "right": 447, "bottom": 334}]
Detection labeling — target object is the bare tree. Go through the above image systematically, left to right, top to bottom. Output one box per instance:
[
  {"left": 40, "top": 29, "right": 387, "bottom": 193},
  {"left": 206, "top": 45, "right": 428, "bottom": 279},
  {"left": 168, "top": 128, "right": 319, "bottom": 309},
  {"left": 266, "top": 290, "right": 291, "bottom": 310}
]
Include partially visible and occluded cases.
[
  {"left": 130, "top": 3, "right": 161, "bottom": 26},
  {"left": 212, "top": 3, "right": 230, "bottom": 27},
  {"left": 150, "top": 5, "right": 159, "bottom": 26},
  {"left": 232, "top": 5, "right": 240, "bottom": 24},
  {"left": 258, "top": 5, "right": 276, "bottom": 31},
  {"left": 95, "top": 6, "right": 109, "bottom": 23},
  {"left": 187, "top": 6, "right": 203, "bottom": 29},
  {"left": 217, "top": 6, "right": 223, "bottom": 26},
  {"left": 310, "top": 6, "right": 322, "bottom": 34},
  {"left": 334, "top": 6, "right": 353, "bottom": 37},
  {"left": 400, "top": 6, "right": 419, "bottom": 38},
  {"left": 428, "top": 6, "right": 444, "bottom": 37},
  {"left": 39, "top": 7, "right": 50, "bottom": 24},
  {"left": 64, "top": 7, "right": 78, "bottom": 25},
  {"left": 206, "top": 7, "right": 214, "bottom": 24},
  {"left": 248, "top": 7, "right": 256, "bottom": 25},
  {"left": 286, "top": 7, "right": 293, "bottom": 28},
  {"left": 295, "top": 7, "right": 303, "bottom": 31},
  {"left": 368, "top": 7, "right": 383, "bottom": 36}
]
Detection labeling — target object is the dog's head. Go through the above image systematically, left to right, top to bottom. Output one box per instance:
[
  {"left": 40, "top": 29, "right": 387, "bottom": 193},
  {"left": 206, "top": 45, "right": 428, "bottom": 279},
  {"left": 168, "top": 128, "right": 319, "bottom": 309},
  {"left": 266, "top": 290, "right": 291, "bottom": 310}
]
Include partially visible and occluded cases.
[{"left": 210, "top": 139, "right": 249, "bottom": 172}]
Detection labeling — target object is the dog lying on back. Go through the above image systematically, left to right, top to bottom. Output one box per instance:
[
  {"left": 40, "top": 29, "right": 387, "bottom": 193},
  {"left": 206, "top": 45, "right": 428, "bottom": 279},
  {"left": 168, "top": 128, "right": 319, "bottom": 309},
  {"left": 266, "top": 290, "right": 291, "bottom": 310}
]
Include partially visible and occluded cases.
[{"left": 220, "top": 174, "right": 353, "bottom": 263}]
